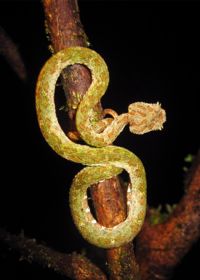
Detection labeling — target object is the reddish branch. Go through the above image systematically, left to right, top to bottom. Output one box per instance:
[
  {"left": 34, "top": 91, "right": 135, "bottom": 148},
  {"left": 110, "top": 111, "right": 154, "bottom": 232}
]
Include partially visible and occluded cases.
[
  {"left": 43, "top": 0, "right": 138, "bottom": 279},
  {"left": 43, "top": 0, "right": 92, "bottom": 128},
  {"left": 136, "top": 150, "right": 200, "bottom": 279},
  {"left": 91, "top": 178, "right": 140, "bottom": 280}
]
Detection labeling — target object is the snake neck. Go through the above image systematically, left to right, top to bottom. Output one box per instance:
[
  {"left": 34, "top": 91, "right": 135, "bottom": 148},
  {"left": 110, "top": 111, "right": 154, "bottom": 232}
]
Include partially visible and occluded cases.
[{"left": 76, "top": 106, "right": 129, "bottom": 147}]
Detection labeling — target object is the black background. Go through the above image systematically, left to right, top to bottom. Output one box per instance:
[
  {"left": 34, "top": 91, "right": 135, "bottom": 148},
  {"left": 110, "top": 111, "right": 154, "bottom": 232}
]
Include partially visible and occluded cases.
[{"left": 0, "top": 0, "right": 199, "bottom": 279}]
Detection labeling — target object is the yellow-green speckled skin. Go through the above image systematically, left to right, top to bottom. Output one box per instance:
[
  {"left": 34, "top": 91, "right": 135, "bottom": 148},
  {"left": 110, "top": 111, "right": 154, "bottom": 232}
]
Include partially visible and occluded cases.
[{"left": 35, "top": 47, "right": 146, "bottom": 248}]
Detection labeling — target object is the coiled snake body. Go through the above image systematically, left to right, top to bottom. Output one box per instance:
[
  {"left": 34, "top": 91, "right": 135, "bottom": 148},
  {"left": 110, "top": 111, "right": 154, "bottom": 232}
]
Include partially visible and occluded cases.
[{"left": 35, "top": 47, "right": 165, "bottom": 248}]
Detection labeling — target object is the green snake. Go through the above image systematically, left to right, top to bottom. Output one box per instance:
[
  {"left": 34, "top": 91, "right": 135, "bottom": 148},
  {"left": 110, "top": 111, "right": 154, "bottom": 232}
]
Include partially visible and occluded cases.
[{"left": 35, "top": 47, "right": 166, "bottom": 248}]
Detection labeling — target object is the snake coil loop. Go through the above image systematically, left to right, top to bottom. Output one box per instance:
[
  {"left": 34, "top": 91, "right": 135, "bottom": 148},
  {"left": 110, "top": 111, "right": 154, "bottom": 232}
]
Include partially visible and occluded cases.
[{"left": 36, "top": 47, "right": 165, "bottom": 248}]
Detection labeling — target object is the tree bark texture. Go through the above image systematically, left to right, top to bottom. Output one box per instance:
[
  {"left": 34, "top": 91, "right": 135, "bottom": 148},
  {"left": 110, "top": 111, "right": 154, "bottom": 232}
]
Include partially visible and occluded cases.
[
  {"left": 43, "top": 0, "right": 139, "bottom": 279},
  {"left": 136, "top": 150, "right": 200, "bottom": 280},
  {"left": 0, "top": 228, "right": 106, "bottom": 280}
]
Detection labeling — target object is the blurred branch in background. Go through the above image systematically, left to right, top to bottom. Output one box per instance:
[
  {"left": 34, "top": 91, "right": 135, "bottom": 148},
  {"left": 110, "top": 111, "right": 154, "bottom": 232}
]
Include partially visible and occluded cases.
[{"left": 0, "top": 26, "right": 27, "bottom": 82}]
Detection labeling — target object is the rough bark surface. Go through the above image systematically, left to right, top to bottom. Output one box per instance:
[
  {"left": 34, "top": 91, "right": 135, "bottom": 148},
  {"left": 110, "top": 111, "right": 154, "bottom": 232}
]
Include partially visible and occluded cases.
[
  {"left": 43, "top": 0, "right": 139, "bottom": 279},
  {"left": 136, "top": 150, "right": 200, "bottom": 280},
  {"left": 0, "top": 228, "right": 106, "bottom": 280}
]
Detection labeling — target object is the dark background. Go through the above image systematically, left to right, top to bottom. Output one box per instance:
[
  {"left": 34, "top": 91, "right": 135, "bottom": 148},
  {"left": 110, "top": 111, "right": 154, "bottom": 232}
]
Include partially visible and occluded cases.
[{"left": 0, "top": 0, "right": 199, "bottom": 279}]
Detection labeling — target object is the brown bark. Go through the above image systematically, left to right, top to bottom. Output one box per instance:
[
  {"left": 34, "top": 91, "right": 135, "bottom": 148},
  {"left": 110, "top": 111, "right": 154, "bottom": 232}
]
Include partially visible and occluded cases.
[
  {"left": 43, "top": 0, "right": 139, "bottom": 279},
  {"left": 43, "top": 0, "right": 92, "bottom": 130},
  {"left": 136, "top": 150, "right": 200, "bottom": 280},
  {"left": 91, "top": 178, "right": 140, "bottom": 280},
  {"left": 0, "top": 228, "right": 106, "bottom": 280}
]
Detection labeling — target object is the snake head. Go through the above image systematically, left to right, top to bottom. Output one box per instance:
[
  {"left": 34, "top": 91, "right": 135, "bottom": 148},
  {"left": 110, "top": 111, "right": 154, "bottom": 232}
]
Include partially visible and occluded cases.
[{"left": 128, "top": 102, "right": 166, "bottom": 134}]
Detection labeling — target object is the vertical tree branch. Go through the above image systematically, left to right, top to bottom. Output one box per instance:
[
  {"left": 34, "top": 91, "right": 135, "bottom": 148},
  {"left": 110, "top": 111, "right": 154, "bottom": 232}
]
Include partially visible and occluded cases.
[
  {"left": 43, "top": 0, "right": 140, "bottom": 279},
  {"left": 43, "top": 0, "right": 92, "bottom": 130},
  {"left": 91, "top": 178, "right": 140, "bottom": 280}
]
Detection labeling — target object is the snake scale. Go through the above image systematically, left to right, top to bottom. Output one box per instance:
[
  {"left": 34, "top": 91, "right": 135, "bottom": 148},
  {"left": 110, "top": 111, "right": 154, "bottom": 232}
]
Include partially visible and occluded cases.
[{"left": 35, "top": 47, "right": 166, "bottom": 248}]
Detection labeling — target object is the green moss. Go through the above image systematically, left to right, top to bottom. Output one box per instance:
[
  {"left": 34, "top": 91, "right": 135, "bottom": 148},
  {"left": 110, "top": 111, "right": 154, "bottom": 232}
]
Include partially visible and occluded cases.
[{"left": 149, "top": 204, "right": 177, "bottom": 225}]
